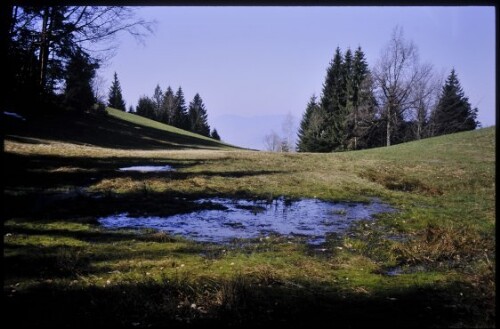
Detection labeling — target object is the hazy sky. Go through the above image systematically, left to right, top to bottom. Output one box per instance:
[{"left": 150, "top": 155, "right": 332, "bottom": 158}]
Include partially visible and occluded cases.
[{"left": 99, "top": 6, "right": 495, "bottom": 150}]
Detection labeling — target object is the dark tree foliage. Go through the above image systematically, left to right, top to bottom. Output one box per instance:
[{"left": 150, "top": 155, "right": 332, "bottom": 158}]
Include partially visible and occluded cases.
[
  {"left": 5, "top": 6, "right": 153, "bottom": 113},
  {"left": 299, "top": 47, "right": 377, "bottom": 152},
  {"left": 319, "top": 47, "right": 345, "bottom": 151},
  {"left": 345, "top": 47, "right": 374, "bottom": 150},
  {"left": 63, "top": 48, "right": 98, "bottom": 112},
  {"left": 431, "top": 69, "right": 479, "bottom": 136},
  {"left": 107, "top": 72, "right": 126, "bottom": 111},
  {"left": 172, "top": 87, "right": 189, "bottom": 130},
  {"left": 188, "top": 93, "right": 211, "bottom": 136},
  {"left": 297, "top": 94, "right": 320, "bottom": 152},
  {"left": 135, "top": 96, "right": 155, "bottom": 119},
  {"left": 211, "top": 128, "right": 221, "bottom": 141}
]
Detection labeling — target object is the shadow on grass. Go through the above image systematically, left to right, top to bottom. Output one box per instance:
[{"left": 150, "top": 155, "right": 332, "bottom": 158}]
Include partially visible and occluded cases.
[
  {"left": 4, "top": 110, "right": 236, "bottom": 150},
  {"left": 3, "top": 152, "right": 283, "bottom": 191},
  {"left": 4, "top": 274, "right": 489, "bottom": 328}
]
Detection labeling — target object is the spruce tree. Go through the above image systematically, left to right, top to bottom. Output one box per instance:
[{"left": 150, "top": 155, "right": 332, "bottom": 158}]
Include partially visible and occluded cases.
[
  {"left": 320, "top": 47, "right": 345, "bottom": 151},
  {"left": 346, "top": 47, "right": 373, "bottom": 150},
  {"left": 64, "top": 49, "right": 98, "bottom": 112},
  {"left": 431, "top": 69, "right": 478, "bottom": 136},
  {"left": 107, "top": 72, "right": 126, "bottom": 111},
  {"left": 172, "top": 87, "right": 189, "bottom": 129},
  {"left": 188, "top": 93, "right": 211, "bottom": 136},
  {"left": 297, "top": 94, "right": 320, "bottom": 152},
  {"left": 211, "top": 128, "right": 221, "bottom": 141}
]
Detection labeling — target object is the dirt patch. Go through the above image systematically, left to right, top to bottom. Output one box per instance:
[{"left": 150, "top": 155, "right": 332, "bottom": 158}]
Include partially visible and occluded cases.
[{"left": 360, "top": 169, "right": 442, "bottom": 195}]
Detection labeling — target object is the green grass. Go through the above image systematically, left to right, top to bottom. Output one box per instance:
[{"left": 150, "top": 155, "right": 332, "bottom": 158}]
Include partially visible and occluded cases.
[{"left": 3, "top": 112, "right": 495, "bottom": 328}]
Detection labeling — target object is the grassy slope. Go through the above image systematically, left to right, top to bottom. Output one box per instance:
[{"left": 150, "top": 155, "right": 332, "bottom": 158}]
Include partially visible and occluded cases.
[
  {"left": 4, "top": 107, "right": 238, "bottom": 150},
  {"left": 3, "top": 123, "right": 495, "bottom": 328}
]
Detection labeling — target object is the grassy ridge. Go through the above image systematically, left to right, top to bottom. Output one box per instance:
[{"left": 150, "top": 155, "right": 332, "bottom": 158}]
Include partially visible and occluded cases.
[
  {"left": 4, "top": 107, "right": 238, "bottom": 150},
  {"left": 3, "top": 122, "right": 495, "bottom": 328}
]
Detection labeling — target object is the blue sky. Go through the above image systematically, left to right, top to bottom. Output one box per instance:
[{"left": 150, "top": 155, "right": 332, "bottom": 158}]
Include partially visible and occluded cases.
[{"left": 99, "top": 6, "right": 495, "bottom": 150}]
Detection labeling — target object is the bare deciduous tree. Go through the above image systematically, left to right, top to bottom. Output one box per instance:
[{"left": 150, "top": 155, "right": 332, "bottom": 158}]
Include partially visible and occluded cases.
[
  {"left": 373, "top": 26, "right": 434, "bottom": 146},
  {"left": 409, "top": 67, "right": 442, "bottom": 140},
  {"left": 92, "top": 73, "right": 107, "bottom": 104},
  {"left": 281, "top": 111, "right": 296, "bottom": 152},
  {"left": 263, "top": 130, "right": 283, "bottom": 152}
]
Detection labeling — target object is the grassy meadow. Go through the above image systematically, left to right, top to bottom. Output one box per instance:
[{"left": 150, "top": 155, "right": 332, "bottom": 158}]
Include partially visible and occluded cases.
[{"left": 3, "top": 109, "right": 495, "bottom": 328}]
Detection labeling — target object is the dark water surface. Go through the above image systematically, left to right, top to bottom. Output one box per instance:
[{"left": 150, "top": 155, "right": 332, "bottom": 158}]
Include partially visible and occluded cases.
[{"left": 98, "top": 198, "right": 394, "bottom": 244}]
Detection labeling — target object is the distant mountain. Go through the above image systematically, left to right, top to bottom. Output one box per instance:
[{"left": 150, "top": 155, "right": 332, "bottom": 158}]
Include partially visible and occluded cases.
[{"left": 211, "top": 114, "right": 294, "bottom": 151}]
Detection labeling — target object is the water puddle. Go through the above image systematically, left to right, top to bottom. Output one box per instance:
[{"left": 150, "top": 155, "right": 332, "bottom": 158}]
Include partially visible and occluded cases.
[
  {"left": 3, "top": 111, "right": 26, "bottom": 121},
  {"left": 117, "top": 165, "right": 174, "bottom": 172},
  {"left": 98, "top": 197, "right": 394, "bottom": 245},
  {"left": 384, "top": 265, "right": 427, "bottom": 276}
]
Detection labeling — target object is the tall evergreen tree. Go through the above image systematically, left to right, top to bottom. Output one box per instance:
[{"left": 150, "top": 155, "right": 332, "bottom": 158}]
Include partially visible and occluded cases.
[
  {"left": 319, "top": 47, "right": 345, "bottom": 151},
  {"left": 345, "top": 47, "right": 374, "bottom": 150},
  {"left": 63, "top": 48, "right": 98, "bottom": 112},
  {"left": 431, "top": 69, "right": 478, "bottom": 136},
  {"left": 107, "top": 72, "right": 126, "bottom": 111},
  {"left": 172, "top": 87, "right": 189, "bottom": 129},
  {"left": 188, "top": 93, "right": 211, "bottom": 136},
  {"left": 211, "top": 128, "right": 221, "bottom": 141}
]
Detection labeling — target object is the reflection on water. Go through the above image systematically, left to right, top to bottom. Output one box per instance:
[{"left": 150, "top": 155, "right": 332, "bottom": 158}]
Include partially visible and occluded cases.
[
  {"left": 117, "top": 165, "right": 174, "bottom": 172},
  {"left": 98, "top": 198, "right": 394, "bottom": 244}
]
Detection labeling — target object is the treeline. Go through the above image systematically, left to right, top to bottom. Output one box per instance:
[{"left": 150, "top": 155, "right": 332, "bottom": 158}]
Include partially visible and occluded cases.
[
  {"left": 297, "top": 27, "right": 479, "bottom": 152},
  {"left": 130, "top": 83, "right": 221, "bottom": 140}
]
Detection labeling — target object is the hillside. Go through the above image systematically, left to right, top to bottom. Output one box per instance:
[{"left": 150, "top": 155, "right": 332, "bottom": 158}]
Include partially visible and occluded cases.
[{"left": 3, "top": 107, "right": 239, "bottom": 150}]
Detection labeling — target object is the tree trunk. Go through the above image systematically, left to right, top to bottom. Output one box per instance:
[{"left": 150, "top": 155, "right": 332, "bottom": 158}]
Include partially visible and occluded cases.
[
  {"left": 38, "top": 7, "right": 50, "bottom": 92},
  {"left": 386, "top": 107, "right": 391, "bottom": 146}
]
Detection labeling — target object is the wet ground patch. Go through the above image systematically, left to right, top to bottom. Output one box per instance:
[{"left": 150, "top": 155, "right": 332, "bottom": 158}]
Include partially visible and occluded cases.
[
  {"left": 360, "top": 168, "right": 443, "bottom": 195},
  {"left": 98, "top": 197, "right": 394, "bottom": 245}
]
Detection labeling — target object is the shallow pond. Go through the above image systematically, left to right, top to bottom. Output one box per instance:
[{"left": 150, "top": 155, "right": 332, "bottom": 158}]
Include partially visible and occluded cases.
[
  {"left": 118, "top": 165, "right": 174, "bottom": 172},
  {"left": 98, "top": 197, "right": 394, "bottom": 244}
]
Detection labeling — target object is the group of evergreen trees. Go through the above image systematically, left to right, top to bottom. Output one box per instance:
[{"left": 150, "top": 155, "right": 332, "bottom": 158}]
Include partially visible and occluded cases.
[
  {"left": 297, "top": 36, "right": 479, "bottom": 152},
  {"left": 297, "top": 47, "right": 377, "bottom": 152},
  {"left": 132, "top": 84, "right": 220, "bottom": 140}
]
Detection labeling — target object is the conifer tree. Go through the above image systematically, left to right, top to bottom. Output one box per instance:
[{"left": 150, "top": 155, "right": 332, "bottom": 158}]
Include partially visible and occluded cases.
[
  {"left": 320, "top": 47, "right": 345, "bottom": 151},
  {"left": 345, "top": 47, "right": 374, "bottom": 149},
  {"left": 64, "top": 48, "right": 98, "bottom": 112},
  {"left": 431, "top": 69, "right": 478, "bottom": 136},
  {"left": 107, "top": 72, "right": 126, "bottom": 111},
  {"left": 172, "top": 87, "right": 189, "bottom": 129},
  {"left": 188, "top": 93, "right": 211, "bottom": 136},
  {"left": 297, "top": 94, "right": 320, "bottom": 152},
  {"left": 135, "top": 96, "right": 155, "bottom": 119},
  {"left": 211, "top": 128, "right": 221, "bottom": 141}
]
